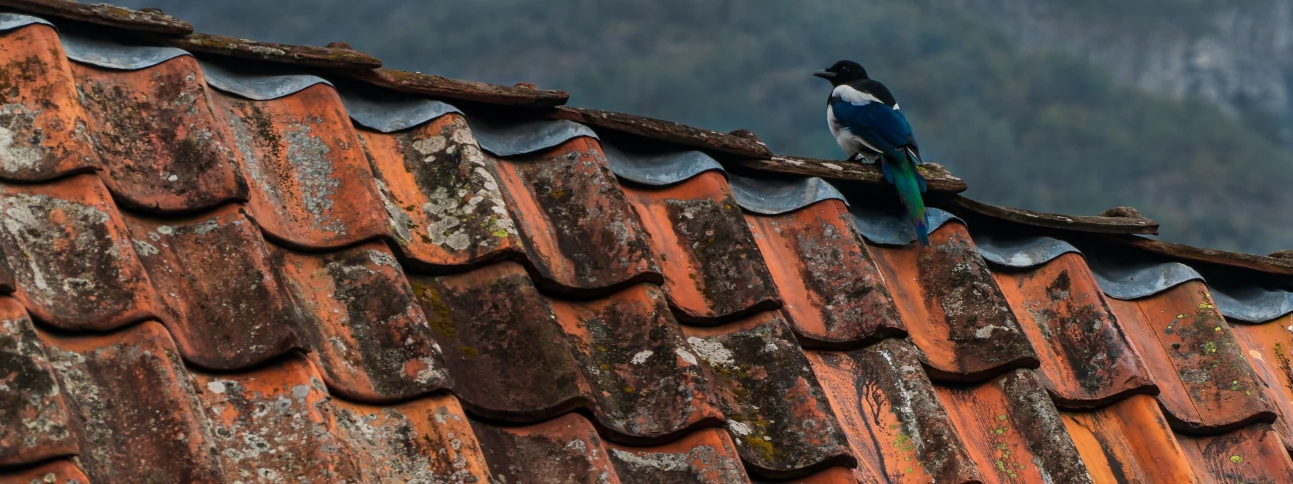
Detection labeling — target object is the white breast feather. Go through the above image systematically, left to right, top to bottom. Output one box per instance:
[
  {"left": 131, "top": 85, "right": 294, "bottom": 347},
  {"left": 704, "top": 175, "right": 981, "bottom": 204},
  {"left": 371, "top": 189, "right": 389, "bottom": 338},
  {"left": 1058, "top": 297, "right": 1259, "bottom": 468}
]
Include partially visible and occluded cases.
[{"left": 826, "top": 103, "right": 880, "bottom": 160}]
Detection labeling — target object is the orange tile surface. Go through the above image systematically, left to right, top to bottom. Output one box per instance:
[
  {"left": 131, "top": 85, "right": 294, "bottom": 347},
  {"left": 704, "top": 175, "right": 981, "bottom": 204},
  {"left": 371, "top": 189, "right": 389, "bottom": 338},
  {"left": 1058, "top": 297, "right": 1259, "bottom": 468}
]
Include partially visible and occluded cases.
[
  {"left": 0, "top": 7, "right": 1289, "bottom": 482},
  {"left": 0, "top": 25, "right": 97, "bottom": 181},
  {"left": 72, "top": 57, "right": 248, "bottom": 212},
  {"left": 215, "top": 85, "right": 389, "bottom": 249},
  {"left": 356, "top": 112, "right": 523, "bottom": 270},
  {"left": 494, "top": 137, "right": 662, "bottom": 295},
  {"left": 622, "top": 171, "right": 781, "bottom": 323},
  {"left": 0, "top": 174, "right": 159, "bottom": 331},
  {"left": 745, "top": 198, "right": 904, "bottom": 345},
  {"left": 868, "top": 222, "right": 1038, "bottom": 381},
  {"left": 992, "top": 252, "right": 1156, "bottom": 407},
  {"left": 1107, "top": 281, "right": 1277, "bottom": 432},
  {"left": 935, "top": 369, "right": 1092, "bottom": 483},
  {"left": 1062, "top": 394, "right": 1201, "bottom": 483}
]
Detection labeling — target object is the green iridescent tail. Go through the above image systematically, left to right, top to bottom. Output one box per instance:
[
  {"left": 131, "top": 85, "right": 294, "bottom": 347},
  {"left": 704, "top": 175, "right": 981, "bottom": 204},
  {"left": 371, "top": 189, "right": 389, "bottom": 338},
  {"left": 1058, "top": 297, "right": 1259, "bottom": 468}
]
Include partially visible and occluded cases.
[{"left": 882, "top": 150, "right": 929, "bottom": 246}]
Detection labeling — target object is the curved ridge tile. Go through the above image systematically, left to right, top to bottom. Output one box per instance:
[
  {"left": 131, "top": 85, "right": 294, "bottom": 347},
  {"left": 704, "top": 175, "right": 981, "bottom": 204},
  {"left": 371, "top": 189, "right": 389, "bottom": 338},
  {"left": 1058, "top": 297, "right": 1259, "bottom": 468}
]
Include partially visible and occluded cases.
[
  {"left": 0, "top": 13, "right": 52, "bottom": 32},
  {"left": 0, "top": 23, "right": 99, "bottom": 181},
  {"left": 60, "top": 31, "right": 188, "bottom": 70},
  {"left": 71, "top": 56, "right": 249, "bottom": 212},
  {"left": 198, "top": 60, "right": 331, "bottom": 101},
  {"left": 214, "top": 85, "right": 389, "bottom": 249},
  {"left": 339, "top": 87, "right": 461, "bottom": 133},
  {"left": 356, "top": 112, "right": 524, "bottom": 270},
  {"left": 470, "top": 116, "right": 597, "bottom": 157},
  {"left": 494, "top": 137, "right": 662, "bottom": 295},
  {"left": 602, "top": 141, "right": 723, "bottom": 187},
  {"left": 622, "top": 171, "right": 781, "bottom": 324},
  {"left": 0, "top": 175, "right": 158, "bottom": 330},
  {"left": 728, "top": 175, "right": 846, "bottom": 216},
  {"left": 745, "top": 198, "right": 905, "bottom": 347},
  {"left": 850, "top": 205, "right": 959, "bottom": 246},
  {"left": 122, "top": 206, "right": 304, "bottom": 370},
  {"left": 867, "top": 222, "right": 1039, "bottom": 381},
  {"left": 974, "top": 232, "right": 1080, "bottom": 269},
  {"left": 278, "top": 241, "right": 452, "bottom": 402},
  {"left": 992, "top": 252, "right": 1156, "bottom": 408},
  {"left": 1089, "top": 258, "right": 1203, "bottom": 301},
  {"left": 409, "top": 262, "right": 586, "bottom": 421},
  {"left": 410, "top": 262, "right": 722, "bottom": 441},
  {"left": 1105, "top": 281, "right": 1277, "bottom": 434},
  {"left": 550, "top": 283, "right": 725, "bottom": 443},
  {"left": 1211, "top": 284, "right": 1293, "bottom": 324},
  {"left": 0, "top": 298, "right": 75, "bottom": 467},
  {"left": 682, "top": 312, "right": 854, "bottom": 479},
  {"left": 1229, "top": 314, "right": 1293, "bottom": 451},
  {"left": 37, "top": 321, "right": 224, "bottom": 482},
  {"left": 806, "top": 339, "right": 982, "bottom": 484},
  {"left": 195, "top": 357, "right": 363, "bottom": 481},
  {"left": 935, "top": 369, "right": 1093, "bottom": 483},
  {"left": 331, "top": 394, "right": 493, "bottom": 483},
  {"left": 1062, "top": 394, "right": 1203, "bottom": 483},
  {"left": 470, "top": 413, "right": 621, "bottom": 483},
  {"left": 1177, "top": 424, "right": 1293, "bottom": 482},
  {"left": 606, "top": 428, "right": 751, "bottom": 483},
  {"left": 0, "top": 459, "right": 89, "bottom": 484}
]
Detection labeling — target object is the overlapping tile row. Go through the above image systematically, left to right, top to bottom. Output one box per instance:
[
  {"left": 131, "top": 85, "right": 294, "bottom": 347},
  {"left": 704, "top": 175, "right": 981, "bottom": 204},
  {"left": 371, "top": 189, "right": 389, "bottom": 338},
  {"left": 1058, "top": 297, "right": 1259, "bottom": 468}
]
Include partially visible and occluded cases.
[
  {"left": 2, "top": 9, "right": 1293, "bottom": 482},
  {"left": 3, "top": 315, "right": 799, "bottom": 483}
]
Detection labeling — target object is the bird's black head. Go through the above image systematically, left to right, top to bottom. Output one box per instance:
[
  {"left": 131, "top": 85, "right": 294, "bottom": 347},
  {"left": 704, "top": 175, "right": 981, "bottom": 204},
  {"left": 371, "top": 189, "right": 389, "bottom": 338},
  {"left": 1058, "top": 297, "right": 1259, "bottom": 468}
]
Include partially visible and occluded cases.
[{"left": 813, "top": 60, "right": 868, "bottom": 86}]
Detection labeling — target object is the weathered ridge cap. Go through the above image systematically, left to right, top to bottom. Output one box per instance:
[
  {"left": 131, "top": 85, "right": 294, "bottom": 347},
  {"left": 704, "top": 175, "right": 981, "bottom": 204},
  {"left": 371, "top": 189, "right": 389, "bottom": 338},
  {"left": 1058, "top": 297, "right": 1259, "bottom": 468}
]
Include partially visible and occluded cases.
[
  {"left": 0, "top": 0, "right": 192, "bottom": 35},
  {"left": 150, "top": 31, "right": 382, "bottom": 70},
  {"left": 736, "top": 155, "right": 968, "bottom": 193},
  {"left": 946, "top": 196, "right": 1159, "bottom": 235}
]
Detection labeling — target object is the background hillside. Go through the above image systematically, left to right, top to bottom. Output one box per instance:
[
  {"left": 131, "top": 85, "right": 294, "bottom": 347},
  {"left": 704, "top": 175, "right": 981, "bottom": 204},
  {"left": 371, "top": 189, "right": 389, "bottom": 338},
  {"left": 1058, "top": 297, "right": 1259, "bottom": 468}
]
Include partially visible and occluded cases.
[{"left": 117, "top": 0, "right": 1293, "bottom": 254}]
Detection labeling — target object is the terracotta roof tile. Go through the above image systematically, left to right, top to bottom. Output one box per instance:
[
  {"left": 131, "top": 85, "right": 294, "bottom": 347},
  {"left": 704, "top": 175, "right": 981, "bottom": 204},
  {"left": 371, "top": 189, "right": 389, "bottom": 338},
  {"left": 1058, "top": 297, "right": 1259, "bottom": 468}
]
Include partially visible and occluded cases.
[
  {"left": 2, "top": 4, "right": 1293, "bottom": 480},
  {"left": 0, "top": 25, "right": 97, "bottom": 182},
  {"left": 72, "top": 57, "right": 249, "bottom": 212},
  {"left": 214, "top": 85, "right": 389, "bottom": 249},
  {"left": 356, "top": 113, "right": 524, "bottom": 270},
  {"left": 495, "top": 137, "right": 663, "bottom": 295},
  {"left": 622, "top": 171, "right": 781, "bottom": 324},
  {"left": 0, "top": 174, "right": 159, "bottom": 331},
  {"left": 746, "top": 198, "right": 904, "bottom": 347},
  {"left": 123, "top": 205, "right": 304, "bottom": 370},
  {"left": 868, "top": 222, "right": 1039, "bottom": 381},
  {"left": 279, "top": 241, "right": 451, "bottom": 402},
  {"left": 991, "top": 252, "right": 1156, "bottom": 408},
  {"left": 410, "top": 261, "right": 587, "bottom": 421},
  {"left": 1106, "top": 280, "right": 1278, "bottom": 433},
  {"left": 548, "top": 283, "right": 725, "bottom": 442},
  {"left": 0, "top": 298, "right": 74, "bottom": 468},
  {"left": 682, "top": 312, "right": 854, "bottom": 478},
  {"left": 1229, "top": 313, "right": 1293, "bottom": 450},
  {"left": 38, "top": 321, "right": 223, "bottom": 482},
  {"left": 806, "top": 338, "right": 980, "bottom": 483},
  {"left": 195, "top": 357, "right": 365, "bottom": 481},
  {"left": 935, "top": 369, "right": 1093, "bottom": 483},
  {"left": 331, "top": 394, "right": 493, "bottom": 482},
  {"left": 1062, "top": 394, "right": 1202, "bottom": 483},
  {"left": 471, "top": 413, "right": 619, "bottom": 483},
  {"left": 1178, "top": 423, "right": 1293, "bottom": 481},
  {"left": 605, "top": 428, "right": 750, "bottom": 483},
  {"left": 0, "top": 459, "right": 89, "bottom": 484},
  {"left": 752, "top": 466, "right": 858, "bottom": 483}
]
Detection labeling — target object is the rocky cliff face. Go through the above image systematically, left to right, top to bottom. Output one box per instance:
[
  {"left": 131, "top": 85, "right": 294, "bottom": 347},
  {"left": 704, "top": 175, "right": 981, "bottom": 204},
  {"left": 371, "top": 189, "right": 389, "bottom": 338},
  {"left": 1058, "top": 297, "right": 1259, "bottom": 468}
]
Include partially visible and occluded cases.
[{"left": 953, "top": 0, "right": 1293, "bottom": 139}]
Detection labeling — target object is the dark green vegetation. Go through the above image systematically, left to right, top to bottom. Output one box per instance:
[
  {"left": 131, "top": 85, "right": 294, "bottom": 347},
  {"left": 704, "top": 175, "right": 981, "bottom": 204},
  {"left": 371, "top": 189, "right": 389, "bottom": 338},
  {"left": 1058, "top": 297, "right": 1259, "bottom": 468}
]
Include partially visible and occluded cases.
[{"left": 122, "top": 0, "right": 1293, "bottom": 253}]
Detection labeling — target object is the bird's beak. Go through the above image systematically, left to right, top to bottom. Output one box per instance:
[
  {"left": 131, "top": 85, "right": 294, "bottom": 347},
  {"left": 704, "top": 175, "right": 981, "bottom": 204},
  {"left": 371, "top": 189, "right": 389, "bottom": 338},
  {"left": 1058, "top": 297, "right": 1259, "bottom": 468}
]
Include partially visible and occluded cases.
[{"left": 813, "top": 70, "right": 835, "bottom": 80}]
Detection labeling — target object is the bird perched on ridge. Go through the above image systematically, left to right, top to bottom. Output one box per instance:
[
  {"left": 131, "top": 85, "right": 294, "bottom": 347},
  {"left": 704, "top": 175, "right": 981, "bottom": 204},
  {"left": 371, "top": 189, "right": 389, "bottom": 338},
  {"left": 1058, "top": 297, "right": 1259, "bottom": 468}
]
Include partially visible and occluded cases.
[{"left": 814, "top": 60, "right": 930, "bottom": 246}]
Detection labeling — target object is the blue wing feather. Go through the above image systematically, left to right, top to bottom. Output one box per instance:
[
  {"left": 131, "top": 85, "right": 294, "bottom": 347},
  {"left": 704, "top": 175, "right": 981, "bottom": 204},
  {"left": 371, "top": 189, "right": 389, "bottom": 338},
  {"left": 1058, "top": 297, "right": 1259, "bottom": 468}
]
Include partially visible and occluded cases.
[{"left": 830, "top": 99, "right": 915, "bottom": 159}]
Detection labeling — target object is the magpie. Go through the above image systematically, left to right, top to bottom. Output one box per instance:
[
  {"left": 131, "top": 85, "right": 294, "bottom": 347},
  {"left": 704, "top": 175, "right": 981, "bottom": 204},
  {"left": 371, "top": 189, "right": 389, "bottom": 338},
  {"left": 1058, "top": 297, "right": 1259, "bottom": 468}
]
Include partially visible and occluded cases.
[{"left": 814, "top": 60, "right": 930, "bottom": 246}]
